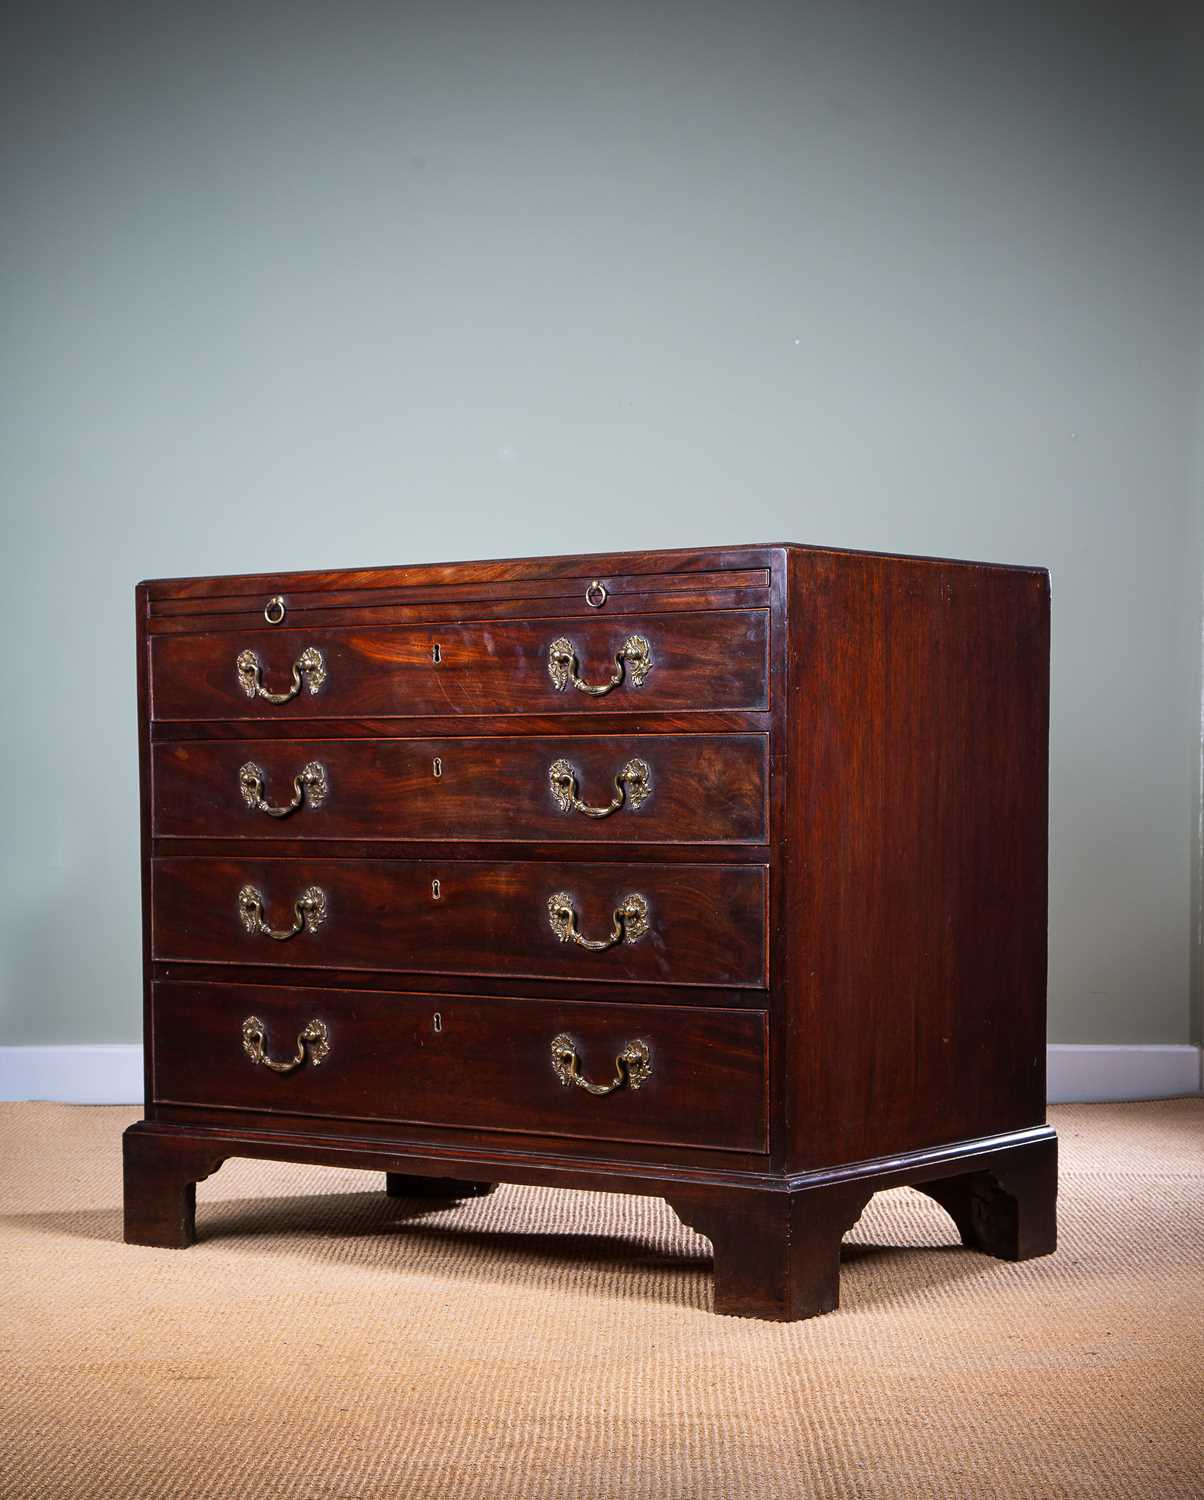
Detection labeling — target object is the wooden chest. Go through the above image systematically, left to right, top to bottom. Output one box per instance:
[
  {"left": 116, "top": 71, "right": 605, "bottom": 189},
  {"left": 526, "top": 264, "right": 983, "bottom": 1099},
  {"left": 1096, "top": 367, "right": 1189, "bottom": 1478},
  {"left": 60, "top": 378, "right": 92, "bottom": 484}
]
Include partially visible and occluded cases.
[{"left": 124, "top": 543, "right": 1056, "bottom": 1319}]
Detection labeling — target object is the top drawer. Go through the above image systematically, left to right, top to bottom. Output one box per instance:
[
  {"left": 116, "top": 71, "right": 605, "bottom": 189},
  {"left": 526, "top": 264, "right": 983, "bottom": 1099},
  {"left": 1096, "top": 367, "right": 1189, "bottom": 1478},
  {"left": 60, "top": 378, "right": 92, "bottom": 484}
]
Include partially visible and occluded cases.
[{"left": 149, "top": 610, "right": 769, "bottom": 722}]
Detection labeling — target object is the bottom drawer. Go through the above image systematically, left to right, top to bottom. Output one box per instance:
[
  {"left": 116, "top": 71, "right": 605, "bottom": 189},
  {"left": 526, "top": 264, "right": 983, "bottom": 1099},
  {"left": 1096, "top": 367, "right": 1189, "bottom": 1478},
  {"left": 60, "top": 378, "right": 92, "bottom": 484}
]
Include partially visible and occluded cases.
[{"left": 152, "top": 982, "right": 768, "bottom": 1154}]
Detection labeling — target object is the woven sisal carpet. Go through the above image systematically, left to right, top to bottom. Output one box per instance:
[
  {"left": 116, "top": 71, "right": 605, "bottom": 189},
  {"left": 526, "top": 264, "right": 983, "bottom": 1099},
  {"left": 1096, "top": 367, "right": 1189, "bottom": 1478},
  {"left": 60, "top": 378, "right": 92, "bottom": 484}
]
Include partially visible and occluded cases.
[{"left": 1, "top": 1100, "right": 1201, "bottom": 1499}]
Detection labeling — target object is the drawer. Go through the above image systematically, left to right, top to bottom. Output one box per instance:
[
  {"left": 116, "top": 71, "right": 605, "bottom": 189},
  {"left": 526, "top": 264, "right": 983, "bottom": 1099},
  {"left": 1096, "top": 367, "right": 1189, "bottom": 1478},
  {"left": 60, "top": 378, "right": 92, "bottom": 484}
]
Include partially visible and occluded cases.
[
  {"left": 148, "top": 609, "right": 769, "bottom": 721},
  {"left": 152, "top": 733, "right": 768, "bottom": 844},
  {"left": 152, "top": 857, "right": 768, "bottom": 988},
  {"left": 152, "top": 981, "right": 769, "bottom": 1153}
]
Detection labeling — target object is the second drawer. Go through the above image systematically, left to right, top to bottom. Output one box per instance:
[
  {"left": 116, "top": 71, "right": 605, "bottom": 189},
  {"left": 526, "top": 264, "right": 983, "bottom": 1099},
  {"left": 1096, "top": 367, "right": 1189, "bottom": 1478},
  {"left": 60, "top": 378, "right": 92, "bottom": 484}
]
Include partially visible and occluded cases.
[
  {"left": 153, "top": 734, "right": 768, "bottom": 843},
  {"left": 152, "top": 857, "right": 768, "bottom": 988}
]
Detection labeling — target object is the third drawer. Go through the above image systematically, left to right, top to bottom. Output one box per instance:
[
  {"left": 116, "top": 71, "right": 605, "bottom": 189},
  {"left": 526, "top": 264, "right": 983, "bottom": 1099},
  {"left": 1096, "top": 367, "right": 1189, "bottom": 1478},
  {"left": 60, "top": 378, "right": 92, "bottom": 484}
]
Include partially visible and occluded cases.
[{"left": 152, "top": 856, "right": 768, "bottom": 988}]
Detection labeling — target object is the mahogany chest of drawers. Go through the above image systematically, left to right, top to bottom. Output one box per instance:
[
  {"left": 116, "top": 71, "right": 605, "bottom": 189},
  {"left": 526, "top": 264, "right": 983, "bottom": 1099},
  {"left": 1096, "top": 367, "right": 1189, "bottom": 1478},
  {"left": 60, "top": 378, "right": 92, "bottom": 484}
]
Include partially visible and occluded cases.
[{"left": 124, "top": 543, "right": 1056, "bottom": 1319}]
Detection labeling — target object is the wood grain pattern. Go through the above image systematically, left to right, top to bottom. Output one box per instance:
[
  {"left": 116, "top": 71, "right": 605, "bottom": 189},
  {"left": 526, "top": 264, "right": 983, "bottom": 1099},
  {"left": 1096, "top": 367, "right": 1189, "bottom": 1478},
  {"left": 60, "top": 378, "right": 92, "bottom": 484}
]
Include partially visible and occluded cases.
[
  {"left": 126, "top": 540, "right": 1057, "bottom": 1320},
  {"left": 141, "top": 545, "right": 779, "bottom": 601},
  {"left": 782, "top": 550, "right": 1051, "bottom": 1171},
  {"left": 148, "top": 566, "right": 770, "bottom": 617},
  {"left": 147, "top": 587, "right": 772, "bottom": 636},
  {"left": 149, "top": 610, "right": 769, "bottom": 721},
  {"left": 149, "top": 708, "right": 770, "bottom": 743},
  {"left": 152, "top": 733, "right": 768, "bottom": 844},
  {"left": 152, "top": 840, "right": 768, "bottom": 866},
  {"left": 151, "top": 856, "right": 768, "bottom": 988},
  {"left": 150, "top": 961, "right": 770, "bottom": 1015},
  {"left": 151, "top": 981, "right": 769, "bottom": 1153},
  {"left": 121, "top": 1118, "right": 1057, "bottom": 1318},
  {"left": 667, "top": 1182, "right": 873, "bottom": 1320}
]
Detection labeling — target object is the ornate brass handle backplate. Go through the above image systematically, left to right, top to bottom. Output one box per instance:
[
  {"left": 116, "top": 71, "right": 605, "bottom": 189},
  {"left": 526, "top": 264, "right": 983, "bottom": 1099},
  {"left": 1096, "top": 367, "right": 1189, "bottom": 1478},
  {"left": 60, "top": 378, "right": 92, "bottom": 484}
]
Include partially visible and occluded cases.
[
  {"left": 547, "top": 635, "right": 652, "bottom": 696},
  {"left": 236, "top": 646, "right": 326, "bottom": 703},
  {"left": 548, "top": 757, "right": 651, "bottom": 819},
  {"left": 239, "top": 761, "right": 329, "bottom": 818},
  {"left": 238, "top": 884, "right": 327, "bottom": 941},
  {"left": 546, "top": 891, "right": 650, "bottom": 951},
  {"left": 242, "top": 1015, "right": 330, "bottom": 1073},
  {"left": 550, "top": 1034, "right": 652, "bottom": 1095}
]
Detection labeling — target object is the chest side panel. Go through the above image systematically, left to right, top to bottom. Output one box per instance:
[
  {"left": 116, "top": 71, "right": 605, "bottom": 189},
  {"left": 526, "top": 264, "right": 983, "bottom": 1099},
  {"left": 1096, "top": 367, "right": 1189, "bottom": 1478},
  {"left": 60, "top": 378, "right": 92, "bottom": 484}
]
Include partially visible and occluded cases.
[{"left": 782, "top": 549, "right": 1050, "bottom": 1170}]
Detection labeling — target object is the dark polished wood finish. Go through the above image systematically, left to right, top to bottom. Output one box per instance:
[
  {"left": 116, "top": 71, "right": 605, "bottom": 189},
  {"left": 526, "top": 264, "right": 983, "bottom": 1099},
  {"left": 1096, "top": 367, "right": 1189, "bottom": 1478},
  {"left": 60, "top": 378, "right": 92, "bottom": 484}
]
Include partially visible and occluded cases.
[
  {"left": 125, "top": 542, "right": 1056, "bottom": 1318},
  {"left": 781, "top": 549, "right": 1051, "bottom": 1169},
  {"left": 149, "top": 609, "right": 769, "bottom": 721},
  {"left": 152, "top": 733, "right": 768, "bottom": 843},
  {"left": 151, "top": 856, "right": 768, "bottom": 988},
  {"left": 151, "top": 980, "right": 769, "bottom": 1152},
  {"left": 667, "top": 1131, "right": 1057, "bottom": 1319}
]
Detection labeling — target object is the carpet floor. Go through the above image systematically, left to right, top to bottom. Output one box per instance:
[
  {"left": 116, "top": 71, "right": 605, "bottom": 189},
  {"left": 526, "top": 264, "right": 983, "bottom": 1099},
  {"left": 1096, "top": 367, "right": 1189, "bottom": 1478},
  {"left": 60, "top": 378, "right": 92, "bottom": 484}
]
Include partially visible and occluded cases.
[{"left": 0, "top": 1099, "right": 1200, "bottom": 1499}]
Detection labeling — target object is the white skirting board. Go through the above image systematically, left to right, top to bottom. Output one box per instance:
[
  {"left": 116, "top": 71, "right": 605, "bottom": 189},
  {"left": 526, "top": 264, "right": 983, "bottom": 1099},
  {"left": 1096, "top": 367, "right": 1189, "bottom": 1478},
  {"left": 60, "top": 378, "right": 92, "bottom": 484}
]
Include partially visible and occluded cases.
[
  {"left": 0, "top": 1042, "right": 1200, "bottom": 1106},
  {"left": 1045, "top": 1044, "right": 1201, "bottom": 1104},
  {"left": 0, "top": 1046, "right": 144, "bottom": 1104}
]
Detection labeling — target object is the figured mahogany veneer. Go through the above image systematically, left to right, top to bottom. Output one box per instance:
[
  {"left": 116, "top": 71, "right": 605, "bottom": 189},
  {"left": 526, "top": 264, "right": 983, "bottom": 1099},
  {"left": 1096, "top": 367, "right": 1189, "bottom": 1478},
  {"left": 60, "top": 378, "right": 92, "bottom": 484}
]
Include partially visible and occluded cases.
[
  {"left": 125, "top": 542, "right": 1057, "bottom": 1318},
  {"left": 149, "top": 609, "right": 769, "bottom": 721},
  {"left": 152, "top": 733, "right": 768, "bottom": 843},
  {"left": 151, "top": 855, "right": 768, "bottom": 988},
  {"left": 151, "top": 981, "right": 769, "bottom": 1153}
]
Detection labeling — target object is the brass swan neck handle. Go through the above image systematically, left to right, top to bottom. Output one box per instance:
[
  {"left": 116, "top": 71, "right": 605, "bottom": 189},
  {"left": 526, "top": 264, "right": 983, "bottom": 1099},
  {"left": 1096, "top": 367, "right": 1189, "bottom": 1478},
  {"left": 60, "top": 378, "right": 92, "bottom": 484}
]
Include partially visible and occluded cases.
[
  {"left": 547, "top": 635, "right": 652, "bottom": 697},
  {"left": 236, "top": 646, "right": 326, "bottom": 704},
  {"left": 548, "top": 758, "right": 651, "bottom": 819},
  {"left": 239, "top": 761, "right": 328, "bottom": 818},
  {"left": 238, "top": 884, "right": 326, "bottom": 941},
  {"left": 546, "top": 892, "right": 650, "bottom": 951},
  {"left": 242, "top": 1015, "right": 330, "bottom": 1073},
  {"left": 550, "top": 1034, "right": 652, "bottom": 1095}
]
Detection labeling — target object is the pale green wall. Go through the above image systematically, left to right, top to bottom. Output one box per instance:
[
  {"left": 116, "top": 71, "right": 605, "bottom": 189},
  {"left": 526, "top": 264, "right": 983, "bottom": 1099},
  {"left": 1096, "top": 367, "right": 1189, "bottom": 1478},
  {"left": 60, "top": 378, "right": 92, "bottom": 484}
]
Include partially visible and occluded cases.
[
  {"left": 2, "top": 1, "right": 1201, "bottom": 1046},
  {"left": 1192, "top": 265, "right": 1204, "bottom": 1051}
]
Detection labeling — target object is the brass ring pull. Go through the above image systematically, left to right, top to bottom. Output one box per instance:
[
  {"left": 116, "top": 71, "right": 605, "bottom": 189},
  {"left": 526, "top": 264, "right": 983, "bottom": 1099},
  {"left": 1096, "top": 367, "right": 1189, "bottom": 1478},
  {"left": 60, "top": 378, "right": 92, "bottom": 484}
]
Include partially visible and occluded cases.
[
  {"left": 585, "top": 580, "right": 607, "bottom": 608},
  {"left": 264, "top": 595, "right": 286, "bottom": 624},
  {"left": 547, "top": 634, "right": 652, "bottom": 696},
  {"left": 236, "top": 646, "right": 326, "bottom": 704},
  {"left": 548, "top": 758, "right": 651, "bottom": 818},
  {"left": 239, "top": 761, "right": 329, "bottom": 818},
  {"left": 238, "top": 884, "right": 327, "bottom": 941},
  {"left": 547, "top": 891, "right": 650, "bottom": 951},
  {"left": 242, "top": 1015, "right": 330, "bottom": 1073},
  {"left": 550, "top": 1034, "right": 652, "bottom": 1095}
]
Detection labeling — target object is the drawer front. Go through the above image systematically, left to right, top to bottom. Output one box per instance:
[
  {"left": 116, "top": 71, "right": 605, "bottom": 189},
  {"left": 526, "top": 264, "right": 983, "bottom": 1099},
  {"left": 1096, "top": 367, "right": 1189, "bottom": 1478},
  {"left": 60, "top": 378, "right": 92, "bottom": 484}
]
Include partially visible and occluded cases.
[
  {"left": 148, "top": 610, "right": 768, "bottom": 721},
  {"left": 153, "top": 734, "right": 768, "bottom": 844},
  {"left": 152, "top": 857, "right": 768, "bottom": 988},
  {"left": 152, "top": 981, "right": 769, "bottom": 1153}
]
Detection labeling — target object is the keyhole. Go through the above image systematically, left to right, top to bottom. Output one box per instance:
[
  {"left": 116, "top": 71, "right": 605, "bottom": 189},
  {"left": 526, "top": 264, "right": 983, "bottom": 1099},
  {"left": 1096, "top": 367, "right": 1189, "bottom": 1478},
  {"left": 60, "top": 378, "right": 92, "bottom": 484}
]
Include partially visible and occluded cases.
[
  {"left": 431, "top": 642, "right": 442, "bottom": 664},
  {"left": 433, "top": 756, "right": 442, "bottom": 779},
  {"left": 431, "top": 878, "right": 441, "bottom": 899},
  {"left": 433, "top": 1012, "right": 442, "bottom": 1033}
]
